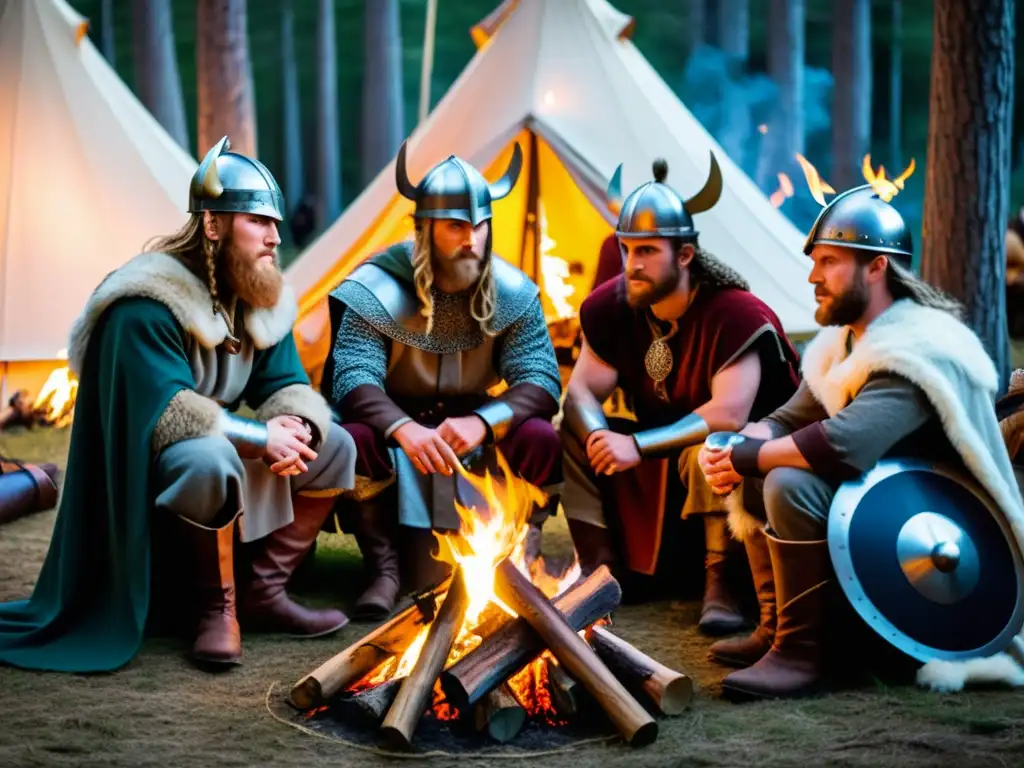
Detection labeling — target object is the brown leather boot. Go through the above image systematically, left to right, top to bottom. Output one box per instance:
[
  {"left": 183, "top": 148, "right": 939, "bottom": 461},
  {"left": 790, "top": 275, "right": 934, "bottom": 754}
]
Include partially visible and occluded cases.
[
  {"left": 240, "top": 494, "right": 349, "bottom": 637},
  {"left": 352, "top": 499, "right": 401, "bottom": 621},
  {"left": 176, "top": 514, "right": 242, "bottom": 667},
  {"left": 699, "top": 515, "right": 747, "bottom": 635},
  {"left": 567, "top": 518, "right": 616, "bottom": 576},
  {"left": 709, "top": 527, "right": 776, "bottom": 667},
  {"left": 721, "top": 531, "right": 831, "bottom": 700}
]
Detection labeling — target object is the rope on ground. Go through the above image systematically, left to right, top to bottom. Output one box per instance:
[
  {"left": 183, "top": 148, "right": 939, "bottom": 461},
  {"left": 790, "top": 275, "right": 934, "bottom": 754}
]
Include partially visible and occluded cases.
[{"left": 262, "top": 680, "right": 619, "bottom": 759}]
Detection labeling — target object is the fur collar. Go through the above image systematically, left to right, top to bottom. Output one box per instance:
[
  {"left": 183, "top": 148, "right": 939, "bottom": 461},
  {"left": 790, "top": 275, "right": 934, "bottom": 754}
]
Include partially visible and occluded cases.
[
  {"left": 67, "top": 251, "right": 297, "bottom": 376},
  {"left": 800, "top": 299, "right": 998, "bottom": 415}
]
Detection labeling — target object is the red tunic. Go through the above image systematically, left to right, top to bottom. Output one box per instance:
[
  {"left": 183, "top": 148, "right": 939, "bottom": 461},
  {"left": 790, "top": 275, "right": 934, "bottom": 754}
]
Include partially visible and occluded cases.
[{"left": 578, "top": 275, "right": 801, "bottom": 573}]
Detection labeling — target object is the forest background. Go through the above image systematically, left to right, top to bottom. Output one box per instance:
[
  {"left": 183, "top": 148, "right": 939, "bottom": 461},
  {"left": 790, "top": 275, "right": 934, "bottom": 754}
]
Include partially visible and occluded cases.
[{"left": 67, "top": 0, "right": 1024, "bottom": 273}]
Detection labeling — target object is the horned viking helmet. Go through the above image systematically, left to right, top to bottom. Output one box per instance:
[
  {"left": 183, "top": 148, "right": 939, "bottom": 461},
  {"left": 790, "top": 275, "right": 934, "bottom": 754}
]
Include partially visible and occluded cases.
[
  {"left": 188, "top": 136, "right": 286, "bottom": 222},
  {"left": 395, "top": 140, "right": 523, "bottom": 226},
  {"left": 606, "top": 152, "right": 723, "bottom": 240},
  {"left": 803, "top": 184, "right": 914, "bottom": 268}
]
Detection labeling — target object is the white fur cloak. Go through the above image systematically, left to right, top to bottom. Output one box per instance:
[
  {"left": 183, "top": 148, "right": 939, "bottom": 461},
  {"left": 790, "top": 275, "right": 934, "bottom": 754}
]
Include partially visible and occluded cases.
[
  {"left": 67, "top": 251, "right": 298, "bottom": 378},
  {"left": 737, "top": 299, "right": 1024, "bottom": 692}
]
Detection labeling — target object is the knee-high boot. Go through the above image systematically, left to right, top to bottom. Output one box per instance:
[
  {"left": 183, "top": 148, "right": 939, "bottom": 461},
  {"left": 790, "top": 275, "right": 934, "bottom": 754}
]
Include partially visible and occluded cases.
[
  {"left": 239, "top": 494, "right": 350, "bottom": 636},
  {"left": 352, "top": 498, "right": 401, "bottom": 621},
  {"left": 174, "top": 513, "right": 242, "bottom": 667},
  {"left": 699, "top": 514, "right": 747, "bottom": 635},
  {"left": 566, "top": 518, "right": 616, "bottom": 576},
  {"left": 709, "top": 526, "right": 776, "bottom": 666},
  {"left": 721, "top": 531, "right": 831, "bottom": 700}
]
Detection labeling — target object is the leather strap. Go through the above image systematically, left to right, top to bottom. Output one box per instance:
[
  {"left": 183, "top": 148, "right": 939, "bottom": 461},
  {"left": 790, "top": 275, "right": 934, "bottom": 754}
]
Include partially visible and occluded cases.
[{"left": 24, "top": 464, "right": 59, "bottom": 511}]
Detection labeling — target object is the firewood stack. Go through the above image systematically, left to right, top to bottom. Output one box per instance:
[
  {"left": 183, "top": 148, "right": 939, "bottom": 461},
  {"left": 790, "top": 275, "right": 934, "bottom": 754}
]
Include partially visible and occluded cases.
[{"left": 289, "top": 564, "right": 692, "bottom": 750}]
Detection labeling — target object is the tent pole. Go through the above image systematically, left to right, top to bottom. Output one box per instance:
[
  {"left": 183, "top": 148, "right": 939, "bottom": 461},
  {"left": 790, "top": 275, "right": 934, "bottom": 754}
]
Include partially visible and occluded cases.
[
  {"left": 418, "top": 0, "right": 439, "bottom": 125},
  {"left": 518, "top": 131, "right": 541, "bottom": 280}
]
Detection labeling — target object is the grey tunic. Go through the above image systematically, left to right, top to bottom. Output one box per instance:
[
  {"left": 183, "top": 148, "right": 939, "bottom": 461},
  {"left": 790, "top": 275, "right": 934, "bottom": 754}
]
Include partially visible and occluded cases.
[
  {"left": 152, "top": 318, "right": 356, "bottom": 542},
  {"left": 761, "top": 375, "right": 961, "bottom": 482}
]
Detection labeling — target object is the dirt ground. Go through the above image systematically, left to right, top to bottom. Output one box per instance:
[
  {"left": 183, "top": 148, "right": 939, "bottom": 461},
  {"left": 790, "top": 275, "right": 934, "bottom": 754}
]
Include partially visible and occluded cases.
[{"left": 2, "top": 426, "right": 1024, "bottom": 768}]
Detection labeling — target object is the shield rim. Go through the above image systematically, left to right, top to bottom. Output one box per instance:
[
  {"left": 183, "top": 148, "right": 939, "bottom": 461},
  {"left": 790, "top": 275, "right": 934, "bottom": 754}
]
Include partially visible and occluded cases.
[{"left": 828, "top": 458, "right": 1024, "bottom": 663}]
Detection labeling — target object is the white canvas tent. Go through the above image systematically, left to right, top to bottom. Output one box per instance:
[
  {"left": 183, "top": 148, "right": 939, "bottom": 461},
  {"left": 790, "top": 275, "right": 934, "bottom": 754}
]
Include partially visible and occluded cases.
[
  {"left": 0, "top": 0, "right": 196, "bottom": 396},
  {"left": 287, "top": 0, "right": 819, "bottom": 380}
]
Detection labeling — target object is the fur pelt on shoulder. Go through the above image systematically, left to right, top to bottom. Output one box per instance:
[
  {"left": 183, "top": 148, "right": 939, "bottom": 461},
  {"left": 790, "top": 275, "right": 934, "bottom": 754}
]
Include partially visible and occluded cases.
[{"left": 67, "top": 251, "right": 297, "bottom": 377}]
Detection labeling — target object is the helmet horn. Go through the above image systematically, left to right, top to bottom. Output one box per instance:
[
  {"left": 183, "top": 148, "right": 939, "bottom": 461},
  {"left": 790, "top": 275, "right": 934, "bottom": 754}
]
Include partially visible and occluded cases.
[
  {"left": 193, "top": 136, "right": 229, "bottom": 200},
  {"left": 395, "top": 140, "right": 418, "bottom": 201},
  {"left": 487, "top": 142, "right": 523, "bottom": 201},
  {"left": 683, "top": 151, "right": 723, "bottom": 215},
  {"left": 606, "top": 163, "right": 623, "bottom": 216}
]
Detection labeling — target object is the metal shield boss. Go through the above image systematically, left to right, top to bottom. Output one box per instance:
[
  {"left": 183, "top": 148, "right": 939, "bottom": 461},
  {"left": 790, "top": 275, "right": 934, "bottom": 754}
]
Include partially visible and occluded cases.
[{"left": 829, "top": 459, "right": 1024, "bottom": 662}]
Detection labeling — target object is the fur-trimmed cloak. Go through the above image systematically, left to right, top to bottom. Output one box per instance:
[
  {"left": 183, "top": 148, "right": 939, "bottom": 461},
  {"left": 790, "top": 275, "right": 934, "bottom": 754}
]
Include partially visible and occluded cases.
[{"left": 0, "top": 252, "right": 333, "bottom": 673}]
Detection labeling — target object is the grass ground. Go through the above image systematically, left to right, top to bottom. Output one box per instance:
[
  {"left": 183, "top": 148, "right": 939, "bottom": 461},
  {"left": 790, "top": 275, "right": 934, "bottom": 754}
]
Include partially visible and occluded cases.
[{"left": 2, "top": 426, "right": 1024, "bottom": 767}]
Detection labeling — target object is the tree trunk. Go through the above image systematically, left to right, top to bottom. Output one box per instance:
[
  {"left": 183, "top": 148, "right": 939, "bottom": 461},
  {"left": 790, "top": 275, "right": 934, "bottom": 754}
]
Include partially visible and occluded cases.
[
  {"left": 100, "top": 0, "right": 116, "bottom": 63},
  {"left": 132, "top": 0, "right": 190, "bottom": 152},
  {"left": 196, "top": 0, "right": 257, "bottom": 158},
  {"left": 280, "top": 0, "right": 304, "bottom": 213},
  {"left": 317, "top": 0, "right": 342, "bottom": 226},
  {"left": 361, "top": 0, "right": 405, "bottom": 186},
  {"left": 687, "top": 0, "right": 707, "bottom": 51},
  {"left": 715, "top": 0, "right": 750, "bottom": 167},
  {"left": 756, "top": 0, "right": 805, "bottom": 202},
  {"left": 831, "top": 0, "right": 872, "bottom": 190},
  {"left": 890, "top": 0, "right": 903, "bottom": 170},
  {"left": 921, "top": 0, "right": 1014, "bottom": 393}
]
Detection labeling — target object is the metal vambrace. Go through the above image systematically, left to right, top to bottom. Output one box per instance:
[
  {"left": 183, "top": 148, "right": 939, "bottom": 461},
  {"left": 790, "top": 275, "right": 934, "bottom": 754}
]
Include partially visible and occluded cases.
[
  {"left": 561, "top": 391, "right": 610, "bottom": 445},
  {"left": 219, "top": 411, "right": 269, "bottom": 460},
  {"left": 632, "top": 412, "right": 710, "bottom": 458}
]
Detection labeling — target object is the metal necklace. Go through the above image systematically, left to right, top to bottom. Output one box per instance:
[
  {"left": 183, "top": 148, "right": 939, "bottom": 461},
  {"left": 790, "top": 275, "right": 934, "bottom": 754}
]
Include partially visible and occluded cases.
[{"left": 643, "top": 285, "right": 698, "bottom": 400}]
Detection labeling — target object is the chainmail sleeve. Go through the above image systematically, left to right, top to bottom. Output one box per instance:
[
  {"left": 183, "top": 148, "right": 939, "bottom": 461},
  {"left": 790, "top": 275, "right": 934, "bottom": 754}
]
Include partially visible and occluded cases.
[
  {"left": 472, "top": 296, "right": 561, "bottom": 441},
  {"left": 499, "top": 297, "right": 562, "bottom": 401},
  {"left": 330, "top": 308, "right": 389, "bottom": 403}
]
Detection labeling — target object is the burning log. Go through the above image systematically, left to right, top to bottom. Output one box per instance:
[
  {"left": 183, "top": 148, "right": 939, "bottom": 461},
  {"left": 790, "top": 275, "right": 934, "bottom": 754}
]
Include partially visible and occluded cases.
[
  {"left": 493, "top": 559, "right": 658, "bottom": 747},
  {"left": 440, "top": 565, "right": 621, "bottom": 708},
  {"left": 380, "top": 566, "right": 470, "bottom": 751},
  {"left": 289, "top": 577, "right": 451, "bottom": 709},
  {"left": 587, "top": 626, "right": 693, "bottom": 716},
  {"left": 547, "top": 659, "right": 582, "bottom": 718},
  {"left": 345, "top": 676, "right": 403, "bottom": 721},
  {"left": 473, "top": 683, "right": 526, "bottom": 743}
]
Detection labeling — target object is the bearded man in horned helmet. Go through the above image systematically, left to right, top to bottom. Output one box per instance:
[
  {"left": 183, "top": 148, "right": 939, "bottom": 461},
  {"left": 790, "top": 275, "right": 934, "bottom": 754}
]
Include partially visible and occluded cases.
[
  {"left": 0, "top": 138, "right": 357, "bottom": 673},
  {"left": 321, "top": 142, "right": 563, "bottom": 619},
  {"left": 560, "top": 155, "right": 801, "bottom": 633}
]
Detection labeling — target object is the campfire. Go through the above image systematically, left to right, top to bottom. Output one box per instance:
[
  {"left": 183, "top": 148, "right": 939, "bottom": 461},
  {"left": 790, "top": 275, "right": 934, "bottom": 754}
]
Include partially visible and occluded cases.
[
  {"left": 32, "top": 349, "right": 78, "bottom": 428},
  {"left": 288, "top": 453, "right": 691, "bottom": 751}
]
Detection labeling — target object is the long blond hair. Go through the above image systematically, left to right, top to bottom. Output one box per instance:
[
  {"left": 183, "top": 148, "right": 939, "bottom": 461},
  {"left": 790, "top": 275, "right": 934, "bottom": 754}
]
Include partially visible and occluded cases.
[
  {"left": 143, "top": 212, "right": 228, "bottom": 311},
  {"left": 411, "top": 221, "right": 497, "bottom": 336}
]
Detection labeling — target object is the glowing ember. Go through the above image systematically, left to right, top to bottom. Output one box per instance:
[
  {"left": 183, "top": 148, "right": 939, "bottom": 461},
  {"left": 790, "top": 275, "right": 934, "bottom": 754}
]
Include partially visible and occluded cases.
[
  {"left": 794, "top": 153, "right": 836, "bottom": 207},
  {"left": 861, "top": 154, "right": 915, "bottom": 202},
  {"left": 769, "top": 172, "right": 794, "bottom": 208},
  {"left": 31, "top": 349, "right": 78, "bottom": 427},
  {"left": 345, "top": 450, "right": 585, "bottom": 723},
  {"left": 508, "top": 651, "right": 563, "bottom": 725}
]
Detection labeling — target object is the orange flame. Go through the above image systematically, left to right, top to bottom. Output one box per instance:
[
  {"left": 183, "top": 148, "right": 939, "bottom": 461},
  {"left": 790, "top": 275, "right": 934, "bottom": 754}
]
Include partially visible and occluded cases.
[
  {"left": 795, "top": 154, "right": 836, "bottom": 207},
  {"left": 862, "top": 154, "right": 915, "bottom": 202},
  {"left": 769, "top": 172, "right": 794, "bottom": 208},
  {"left": 32, "top": 349, "right": 78, "bottom": 427},
  {"left": 345, "top": 450, "right": 584, "bottom": 722}
]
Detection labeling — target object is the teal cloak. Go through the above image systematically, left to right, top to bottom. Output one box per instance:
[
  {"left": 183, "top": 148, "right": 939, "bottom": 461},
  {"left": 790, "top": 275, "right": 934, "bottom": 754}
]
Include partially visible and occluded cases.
[{"left": 0, "top": 296, "right": 308, "bottom": 672}]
